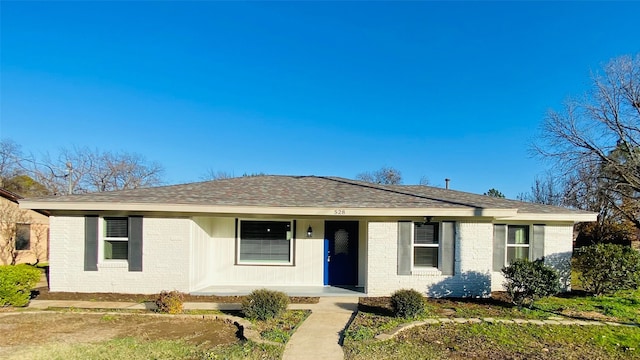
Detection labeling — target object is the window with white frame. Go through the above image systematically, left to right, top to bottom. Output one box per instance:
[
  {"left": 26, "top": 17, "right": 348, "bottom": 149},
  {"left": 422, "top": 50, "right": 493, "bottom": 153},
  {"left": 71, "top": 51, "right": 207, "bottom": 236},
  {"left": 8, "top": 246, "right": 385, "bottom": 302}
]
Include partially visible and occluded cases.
[
  {"left": 104, "top": 217, "right": 128, "bottom": 260},
  {"left": 238, "top": 220, "right": 293, "bottom": 264},
  {"left": 413, "top": 222, "right": 439, "bottom": 268},
  {"left": 15, "top": 224, "right": 31, "bottom": 251},
  {"left": 506, "top": 225, "right": 529, "bottom": 264}
]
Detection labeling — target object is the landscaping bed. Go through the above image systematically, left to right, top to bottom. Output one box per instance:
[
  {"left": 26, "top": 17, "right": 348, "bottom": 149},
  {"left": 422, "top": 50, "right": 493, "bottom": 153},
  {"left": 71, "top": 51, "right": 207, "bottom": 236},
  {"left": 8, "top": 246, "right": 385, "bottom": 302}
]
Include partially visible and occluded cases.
[
  {"left": 32, "top": 286, "right": 319, "bottom": 304},
  {"left": 345, "top": 289, "right": 640, "bottom": 360}
]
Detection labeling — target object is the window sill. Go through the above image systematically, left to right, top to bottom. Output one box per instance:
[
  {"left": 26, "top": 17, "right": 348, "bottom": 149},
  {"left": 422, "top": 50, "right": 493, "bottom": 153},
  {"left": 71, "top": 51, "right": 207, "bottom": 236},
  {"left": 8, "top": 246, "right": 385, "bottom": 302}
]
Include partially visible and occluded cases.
[
  {"left": 98, "top": 261, "right": 128, "bottom": 269},
  {"left": 236, "top": 262, "right": 294, "bottom": 267},
  {"left": 411, "top": 268, "right": 442, "bottom": 276}
]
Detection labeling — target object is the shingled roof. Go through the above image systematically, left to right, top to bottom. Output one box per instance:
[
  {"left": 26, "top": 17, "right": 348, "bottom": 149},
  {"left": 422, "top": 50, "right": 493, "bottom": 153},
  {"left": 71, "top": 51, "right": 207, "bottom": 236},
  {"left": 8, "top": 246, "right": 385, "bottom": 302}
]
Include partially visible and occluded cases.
[{"left": 19, "top": 175, "right": 596, "bottom": 221}]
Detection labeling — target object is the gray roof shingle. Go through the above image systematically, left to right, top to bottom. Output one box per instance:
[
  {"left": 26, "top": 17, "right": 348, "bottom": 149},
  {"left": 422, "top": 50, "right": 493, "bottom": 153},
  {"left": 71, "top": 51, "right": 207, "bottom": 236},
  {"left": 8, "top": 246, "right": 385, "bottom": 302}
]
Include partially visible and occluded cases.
[{"left": 21, "top": 175, "right": 592, "bottom": 215}]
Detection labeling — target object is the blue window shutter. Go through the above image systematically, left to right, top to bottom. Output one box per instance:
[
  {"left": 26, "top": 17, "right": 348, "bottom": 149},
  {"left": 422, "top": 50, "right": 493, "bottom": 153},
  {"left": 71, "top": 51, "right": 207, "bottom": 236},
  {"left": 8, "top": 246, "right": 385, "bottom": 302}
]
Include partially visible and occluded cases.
[
  {"left": 84, "top": 216, "right": 98, "bottom": 271},
  {"left": 128, "top": 216, "right": 143, "bottom": 272},
  {"left": 397, "top": 221, "right": 412, "bottom": 275},
  {"left": 440, "top": 222, "right": 455, "bottom": 275},
  {"left": 493, "top": 224, "right": 506, "bottom": 271},
  {"left": 532, "top": 224, "right": 545, "bottom": 261}
]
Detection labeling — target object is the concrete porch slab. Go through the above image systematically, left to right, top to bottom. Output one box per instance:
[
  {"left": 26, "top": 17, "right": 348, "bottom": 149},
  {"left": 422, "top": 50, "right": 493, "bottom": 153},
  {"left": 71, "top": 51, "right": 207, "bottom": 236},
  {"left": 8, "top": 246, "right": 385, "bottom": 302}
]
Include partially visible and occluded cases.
[{"left": 191, "top": 285, "right": 365, "bottom": 297}]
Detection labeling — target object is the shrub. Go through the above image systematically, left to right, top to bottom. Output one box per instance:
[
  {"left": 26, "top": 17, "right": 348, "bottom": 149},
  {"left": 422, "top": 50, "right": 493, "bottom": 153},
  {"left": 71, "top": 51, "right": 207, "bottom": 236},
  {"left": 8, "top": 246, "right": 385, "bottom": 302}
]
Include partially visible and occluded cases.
[
  {"left": 574, "top": 243, "right": 640, "bottom": 295},
  {"left": 502, "top": 259, "right": 560, "bottom": 308},
  {"left": 0, "top": 264, "right": 41, "bottom": 307},
  {"left": 241, "top": 289, "right": 289, "bottom": 320},
  {"left": 390, "top": 289, "right": 425, "bottom": 318},
  {"left": 154, "top": 290, "right": 185, "bottom": 314}
]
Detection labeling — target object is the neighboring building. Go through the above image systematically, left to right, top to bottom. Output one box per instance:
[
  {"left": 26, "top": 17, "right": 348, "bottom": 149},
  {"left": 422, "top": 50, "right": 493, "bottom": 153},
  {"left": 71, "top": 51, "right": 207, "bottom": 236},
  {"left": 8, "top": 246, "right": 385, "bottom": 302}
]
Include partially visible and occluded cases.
[
  {"left": 19, "top": 176, "right": 596, "bottom": 296},
  {"left": 1, "top": 188, "right": 49, "bottom": 265}
]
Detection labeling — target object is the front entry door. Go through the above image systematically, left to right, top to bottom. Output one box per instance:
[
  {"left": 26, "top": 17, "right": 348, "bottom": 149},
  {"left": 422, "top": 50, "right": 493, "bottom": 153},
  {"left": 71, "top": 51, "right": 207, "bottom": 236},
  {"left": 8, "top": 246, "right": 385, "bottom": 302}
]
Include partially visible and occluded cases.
[{"left": 324, "top": 221, "right": 358, "bottom": 286}]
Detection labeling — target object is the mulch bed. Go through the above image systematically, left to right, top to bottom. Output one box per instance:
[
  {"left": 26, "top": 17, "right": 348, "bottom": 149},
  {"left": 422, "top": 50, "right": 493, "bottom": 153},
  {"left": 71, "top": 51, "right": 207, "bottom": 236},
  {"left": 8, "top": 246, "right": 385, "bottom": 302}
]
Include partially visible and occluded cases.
[{"left": 32, "top": 287, "right": 319, "bottom": 304}]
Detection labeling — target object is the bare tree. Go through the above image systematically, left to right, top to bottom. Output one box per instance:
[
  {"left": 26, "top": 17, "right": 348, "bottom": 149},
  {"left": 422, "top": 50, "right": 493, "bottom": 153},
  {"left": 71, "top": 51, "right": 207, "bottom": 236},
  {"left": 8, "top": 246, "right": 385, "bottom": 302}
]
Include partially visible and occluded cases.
[
  {"left": 536, "top": 53, "right": 640, "bottom": 228},
  {"left": 0, "top": 139, "right": 23, "bottom": 187},
  {"left": 23, "top": 147, "right": 164, "bottom": 194},
  {"left": 356, "top": 166, "right": 402, "bottom": 185},
  {"left": 200, "top": 169, "right": 234, "bottom": 181},
  {"left": 519, "top": 174, "right": 565, "bottom": 206},
  {"left": 419, "top": 176, "right": 431, "bottom": 186},
  {"left": 0, "top": 201, "right": 31, "bottom": 265}
]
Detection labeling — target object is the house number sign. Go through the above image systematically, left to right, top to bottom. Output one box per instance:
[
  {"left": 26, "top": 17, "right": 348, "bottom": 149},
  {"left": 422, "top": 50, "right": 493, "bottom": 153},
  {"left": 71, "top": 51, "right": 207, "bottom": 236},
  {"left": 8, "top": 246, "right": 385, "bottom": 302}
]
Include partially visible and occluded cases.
[{"left": 334, "top": 209, "right": 346, "bottom": 215}]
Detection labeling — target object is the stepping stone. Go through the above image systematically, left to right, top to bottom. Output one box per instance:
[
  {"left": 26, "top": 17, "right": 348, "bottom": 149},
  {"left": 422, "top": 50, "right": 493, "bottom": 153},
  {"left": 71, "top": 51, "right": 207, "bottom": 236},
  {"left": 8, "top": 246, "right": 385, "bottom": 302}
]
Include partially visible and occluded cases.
[
  {"left": 438, "top": 318, "right": 453, "bottom": 323},
  {"left": 453, "top": 318, "right": 468, "bottom": 324},
  {"left": 468, "top": 318, "right": 482, "bottom": 324},
  {"left": 482, "top": 318, "right": 495, "bottom": 323},
  {"left": 424, "top": 319, "right": 440, "bottom": 324},
  {"left": 513, "top": 319, "right": 529, "bottom": 324},
  {"left": 528, "top": 320, "right": 545, "bottom": 325},
  {"left": 543, "top": 320, "right": 560, "bottom": 325},
  {"left": 558, "top": 320, "right": 577, "bottom": 325}
]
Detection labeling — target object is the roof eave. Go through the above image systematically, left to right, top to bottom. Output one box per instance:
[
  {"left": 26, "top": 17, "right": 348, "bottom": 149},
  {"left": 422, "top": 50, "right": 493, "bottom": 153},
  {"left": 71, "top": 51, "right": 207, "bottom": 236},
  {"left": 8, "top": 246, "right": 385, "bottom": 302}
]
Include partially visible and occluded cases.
[
  {"left": 20, "top": 201, "right": 596, "bottom": 222},
  {"left": 496, "top": 213, "right": 598, "bottom": 223}
]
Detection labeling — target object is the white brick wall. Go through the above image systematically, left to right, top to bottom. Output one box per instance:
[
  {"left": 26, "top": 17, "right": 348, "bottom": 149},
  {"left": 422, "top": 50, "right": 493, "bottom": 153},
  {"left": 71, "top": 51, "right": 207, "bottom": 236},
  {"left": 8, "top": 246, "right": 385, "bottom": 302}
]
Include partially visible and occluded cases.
[
  {"left": 49, "top": 215, "right": 576, "bottom": 296},
  {"left": 49, "top": 216, "right": 191, "bottom": 294},
  {"left": 366, "top": 221, "right": 493, "bottom": 297},
  {"left": 366, "top": 221, "right": 574, "bottom": 297},
  {"left": 543, "top": 224, "right": 574, "bottom": 290}
]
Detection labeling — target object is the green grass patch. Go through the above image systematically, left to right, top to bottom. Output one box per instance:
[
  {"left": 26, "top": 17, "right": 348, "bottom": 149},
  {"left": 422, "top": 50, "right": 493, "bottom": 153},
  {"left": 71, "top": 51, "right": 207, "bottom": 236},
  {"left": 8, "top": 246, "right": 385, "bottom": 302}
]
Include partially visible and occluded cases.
[
  {"left": 534, "top": 289, "right": 640, "bottom": 323},
  {"left": 253, "top": 310, "right": 310, "bottom": 343},
  {"left": 344, "top": 323, "right": 640, "bottom": 360},
  {"left": 7, "top": 337, "right": 202, "bottom": 360},
  {"left": 204, "top": 341, "right": 283, "bottom": 360}
]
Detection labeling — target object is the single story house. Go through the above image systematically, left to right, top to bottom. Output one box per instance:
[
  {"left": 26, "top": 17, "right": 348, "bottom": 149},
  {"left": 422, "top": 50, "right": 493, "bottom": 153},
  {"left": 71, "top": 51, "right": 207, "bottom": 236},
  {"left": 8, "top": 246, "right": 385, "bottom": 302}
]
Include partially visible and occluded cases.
[
  {"left": 19, "top": 176, "right": 596, "bottom": 297},
  {"left": 1, "top": 188, "right": 49, "bottom": 266}
]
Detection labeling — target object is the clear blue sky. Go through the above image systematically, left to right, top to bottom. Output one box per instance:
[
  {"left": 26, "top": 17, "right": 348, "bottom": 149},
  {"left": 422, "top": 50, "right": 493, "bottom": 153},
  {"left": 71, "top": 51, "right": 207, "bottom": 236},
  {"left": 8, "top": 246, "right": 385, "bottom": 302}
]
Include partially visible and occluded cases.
[{"left": 1, "top": 1, "right": 638, "bottom": 198}]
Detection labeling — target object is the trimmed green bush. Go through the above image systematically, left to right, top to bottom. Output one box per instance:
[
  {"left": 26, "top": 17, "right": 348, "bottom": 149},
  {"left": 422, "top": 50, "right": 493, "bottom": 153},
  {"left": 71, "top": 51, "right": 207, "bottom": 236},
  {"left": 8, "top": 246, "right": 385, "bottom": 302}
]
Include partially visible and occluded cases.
[
  {"left": 574, "top": 243, "right": 640, "bottom": 295},
  {"left": 502, "top": 259, "right": 560, "bottom": 308},
  {"left": 0, "top": 264, "right": 41, "bottom": 307},
  {"left": 241, "top": 289, "right": 289, "bottom": 320},
  {"left": 390, "top": 289, "right": 425, "bottom": 318},
  {"left": 154, "top": 290, "right": 185, "bottom": 314}
]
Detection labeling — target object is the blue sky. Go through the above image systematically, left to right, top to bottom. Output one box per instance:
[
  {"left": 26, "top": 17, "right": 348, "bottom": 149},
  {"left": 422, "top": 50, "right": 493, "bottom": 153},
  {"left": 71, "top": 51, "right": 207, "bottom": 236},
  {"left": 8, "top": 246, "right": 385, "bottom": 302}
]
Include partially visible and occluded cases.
[{"left": 1, "top": 1, "right": 638, "bottom": 198}]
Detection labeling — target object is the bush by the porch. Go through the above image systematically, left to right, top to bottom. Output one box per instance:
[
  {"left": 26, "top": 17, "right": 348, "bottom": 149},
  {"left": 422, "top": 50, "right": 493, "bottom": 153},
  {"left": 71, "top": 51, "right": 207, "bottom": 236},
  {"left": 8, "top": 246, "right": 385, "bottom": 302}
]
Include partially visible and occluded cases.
[
  {"left": 502, "top": 259, "right": 560, "bottom": 308},
  {"left": 0, "top": 264, "right": 41, "bottom": 307},
  {"left": 242, "top": 289, "right": 289, "bottom": 320},
  {"left": 390, "top": 289, "right": 425, "bottom": 318},
  {"left": 154, "top": 290, "right": 185, "bottom": 314}
]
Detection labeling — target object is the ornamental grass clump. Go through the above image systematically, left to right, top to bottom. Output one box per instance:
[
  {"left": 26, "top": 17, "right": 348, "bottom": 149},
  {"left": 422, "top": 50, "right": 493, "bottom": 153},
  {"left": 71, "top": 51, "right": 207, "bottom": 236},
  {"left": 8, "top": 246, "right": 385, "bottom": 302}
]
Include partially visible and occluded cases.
[
  {"left": 502, "top": 259, "right": 560, "bottom": 308},
  {"left": 241, "top": 289, "right": 289, "bottom": 321},
  {"left": 390, "top": 289, "right": 425, "bottom": 318},
  {"left": 154, "top": 290, "right": 185, "bottom": 314}
]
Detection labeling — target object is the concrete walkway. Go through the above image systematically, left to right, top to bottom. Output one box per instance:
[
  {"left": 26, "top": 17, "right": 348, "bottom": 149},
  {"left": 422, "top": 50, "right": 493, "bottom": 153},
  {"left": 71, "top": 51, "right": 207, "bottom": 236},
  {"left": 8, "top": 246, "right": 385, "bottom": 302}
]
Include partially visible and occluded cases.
[{"left": 283, "top": 297, "right": 358, "bottom": 360}]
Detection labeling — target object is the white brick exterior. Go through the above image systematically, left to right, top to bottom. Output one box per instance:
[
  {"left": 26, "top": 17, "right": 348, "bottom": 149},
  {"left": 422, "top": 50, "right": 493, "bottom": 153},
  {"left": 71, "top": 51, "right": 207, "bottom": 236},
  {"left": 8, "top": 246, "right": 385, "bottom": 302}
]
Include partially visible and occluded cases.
[
  {"left": 50, "top": 215, "right": 576, "bottom": 296},
  {"left": 49, "top": 216, "right": 191, "bottom": 294},
  {"left": 367, "top": 221, "right": 575, "bottom": 297}
]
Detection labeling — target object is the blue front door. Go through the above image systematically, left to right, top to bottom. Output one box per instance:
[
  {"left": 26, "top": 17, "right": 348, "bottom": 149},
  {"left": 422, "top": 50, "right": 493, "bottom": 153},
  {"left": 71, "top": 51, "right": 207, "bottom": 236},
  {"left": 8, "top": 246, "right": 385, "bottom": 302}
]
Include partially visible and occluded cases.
[{"left": 324, "top": 221, "right": 358, "bottom": 286}]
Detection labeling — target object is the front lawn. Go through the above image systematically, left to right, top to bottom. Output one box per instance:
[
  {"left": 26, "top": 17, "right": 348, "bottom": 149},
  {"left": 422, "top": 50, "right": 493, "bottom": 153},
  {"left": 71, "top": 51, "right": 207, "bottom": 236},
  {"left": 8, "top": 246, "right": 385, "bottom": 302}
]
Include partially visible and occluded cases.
[
  {"left": 345, "top": 290, "right": 640, "bottom": 359},
  {"left": 0, "top": 310, "right": 308, "bottom": 360}
]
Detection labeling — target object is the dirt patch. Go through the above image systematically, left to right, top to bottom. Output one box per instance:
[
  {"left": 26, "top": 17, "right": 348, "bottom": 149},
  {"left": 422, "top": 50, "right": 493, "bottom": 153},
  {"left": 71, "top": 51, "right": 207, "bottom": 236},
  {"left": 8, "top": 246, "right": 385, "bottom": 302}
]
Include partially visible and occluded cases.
[
  {"left": 32, "top": 287, "right": 318, "bottom": 304},
  {"left": 359, "top": 292, "right": 516, "bottom": 317},
  {"left": 0, "top": 312, "right": 239, "bottom": 356}
]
